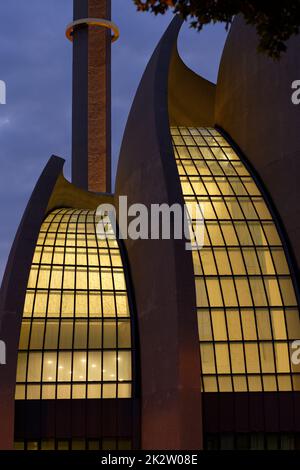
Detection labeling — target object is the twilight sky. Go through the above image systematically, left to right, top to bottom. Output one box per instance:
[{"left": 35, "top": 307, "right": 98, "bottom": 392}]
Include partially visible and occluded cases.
[{"left": 0, "top": 0, "right": 227, "bottom": 281}]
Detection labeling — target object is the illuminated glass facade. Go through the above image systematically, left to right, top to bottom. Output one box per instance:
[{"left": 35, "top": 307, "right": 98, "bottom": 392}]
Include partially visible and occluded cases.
[
  {"left": 172, "top": 126, "right": 300, "bottom": 393},
  {"left": 15, "top": 208, "right": 133, "bottom": 401}
]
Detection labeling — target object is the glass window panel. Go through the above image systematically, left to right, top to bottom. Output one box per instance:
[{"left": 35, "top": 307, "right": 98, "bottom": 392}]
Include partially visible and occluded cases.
[
  {"left": 217, "top": 179, "right": 235, "bottom": 195},
  {"left": 242, "top": 179, "right": 261, "bottom": 196},
  {"left": 226, "top": 199, "right": 245, "bottom": 219},
  {"left": 213, "top": 200, "right": 231, "bottom": 219},
  {"left": 254, "top": 200, "right": 272, "bottom": 219},
  {"left": 207, "top": 222, "right": 224, "bottom": 245},
  {"left": 234, "top": 223, "right": 253, "bottom": 245},
  {"left": 248, "top": 223, "right": 267, "bottom": 245},
  {"left": 263, "top": 223, "right": 282, "bottom": 246},
  {"left": 214, "top": 249, "right": 231, "bottom": 275},
  {"left": 228, "top": 249, "right": 246, "bottom": 274},
  {"left": 242, "top": 249, "right": 261, "bottom": 275},
  {"left": 271, "top": 249, "right": 290, "bottom": 274},
  {"left": 201, "top": 250, "right": 217, "bottom": 275},
  {"left": 257, "top": 250, "right": 275, "bottom": 275},
  {"left": 192, "top": 252, "right": 202, "bottom": 275},
  {"left": 27, "top": 267, "right": 38, "bottom": 289},
  {"left": 49, "top": 267, "right": 63, "bottom": 289},
  {"left": 63, "top": 268, "right": 75, "bottom": 290},
  {"left": 114, "top": 271, "right": 126, "bottom": 291},
  {"left": 195, "top": 278, "right": 209, "bottom": 307},
  {"left": 249, "top": 278, "right": 268, "bottom": 306},
  {"left": 264, "top": 278, "right": 282, "bottom": 306},
  {"left": 206, "top": 279, "right": 223, "bottom": 307},
  {"left": 221, "top": 279, "right": 238, "bottom": 306},
  {"left": 235, "top": 279, "right": 253, "bottom": 306},
  {"left": 279, "top": 279, "right": 297, "bottom": 306},
  {"left": 34, "top": 291, "right": 48, "bottom": 316},
  {"left": 24, "top": 292, "right": 34, "bottom": 316},
  {"left": 48, "top": 292, "right": 61, "bottom": 316},
  {"left": 61, "top": 292, "right": 74, "bottom": 317},
  {"left": 75, "top": 292, "right": 88, "bottom": 317},
  {"left": 100, "top": 294, "right": 115, "bottom": 318},
  {"left": 116, "top": 294, "right": 129, "bottom": 317},
  {"left": 226, "top": 309, "right": 242, "bottom": 340},
  {"left": 256, "top": 309, "right": 272, "bottom": 339},
  {"left": 270, "top": 309, "right": 287, "bottom": 340},
  {"left": 286, "top": 309, "right": 300, "bottom": 339},
  {"left": 198, "top": 310, "right": 213, "bottom": 341},
  {"left": 211, "top": 310, "right": 227, "bottom": 341},
  {"left": 241, "top": 310, "right": 257, "bottom": 340},
  {"left": 30, "top": 321, "right": 45, "bottom": 349},
  {"left": 44, "top": 321, "right": 59, "bottom": 349},
  {"left": 74, "top": 321, "right": 88, "bottom": 349},
  {"left": 89, "top": 321, "right": 102, "bottom": 348},
  {"left": 118, "top": 321, "right": 131, "bottom": 348},
  {"left": 19, "top": 322, "right": 30, "bottom": 350},
  {"left": 59, "top": 322, "right": 73, "bottom": 349},
  {"left": 103, "top": 322, "right": 116, "bottom": 348},
  {"left": 230, "top": 343, "right": 245, "bottom": 373},
  {"left": 260, "top": 343, "right": 275, "bottom": 373},
  {"left": 275, "top": 343, "right": 290, "bottom": 373},
  {"left": 200, "top": 344, "right": 216, "bottom": 374},
  {"left": 215, "top": 344, "right": 231, "bottom": 374},
  {"left": 245, "top": 344, "right": 260, "bottom": 373},
  {"left": 103, "top": 351, "right": 117, "bottom": 381},
  {"left": 118, "top": 351, "right": 132, "bottom": 381},
  {"left": 42, "top": 352, "right": 57, "bottom": 382},
  {"left": 58, "top": 352, "right": 72, "bottom": 382},
  {"left": 73, "top": 352, "right": 87, "bottom": 382},
  {"left": 88, "top": 352, "right": 102, "bottom": 381},
  {"left": 17, "top": 353, "right": 27, "bottom": 382},
  {"left": 27, "top": 353, "right": 42, "bottom": 382},
  {"left": 233, "top": 375, "right": 248, "bottom": 392},
  {"left": 262, "top": 375, "right": 277, "bottom": 391},
  {"left": 278, "top": 375, "right": 292, "bottom": 391},
  {"left": 203, "top": 376, "right": 218, "bottom": 392},
  {"left": 218, "top": 376, "right": 233, "bottom": 392},
  {"left": 248, "top": 376, "right": 262, "bottom": 392},
  {"left": 102, "top": 383, "right": 116, "bottom": 398},
  {"left": 118, "top": 383, "right": 132, "bottom": 398},
  {"left": 88, "top": 384, "right": 101, "bottom": 399},
  {"left": 15, "top": 385, "right": 25, "bottom": 400},
  {"left": 27, "top": 385, "right": 41, "bottom": 400},
  {"left": 42, "top": 385, "right": 56, "bottom": 399},
  {"left": 57, "top": 385, "right": 71, "bottom": 399},
  {"left": 72, "top": 385, "right": 86, "bottom": 399},
  {"left": 41, "top": 440, "right": 55, "bottom": 451}
]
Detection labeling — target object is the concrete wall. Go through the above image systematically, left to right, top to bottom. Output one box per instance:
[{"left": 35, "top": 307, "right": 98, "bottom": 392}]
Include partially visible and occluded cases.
[{"left": 215, "top": 16, "right": 300, "bottom": 276}]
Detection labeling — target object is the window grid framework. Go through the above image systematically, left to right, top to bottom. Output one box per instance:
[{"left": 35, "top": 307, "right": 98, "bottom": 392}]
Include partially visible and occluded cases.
[
  {"left": 171, "top": 126, "right": 300, "bottom": 393},
  {"left": 16, "top": 208, "right": 133, "bottom": 400},
  {"left": 14, "top": 438, "right": 132, "bottom": 451}
]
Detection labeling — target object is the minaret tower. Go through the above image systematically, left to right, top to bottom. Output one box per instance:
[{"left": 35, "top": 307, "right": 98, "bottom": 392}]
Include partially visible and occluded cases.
[{"left": 66, "top": 0, "right": 119, "bottom": 193}]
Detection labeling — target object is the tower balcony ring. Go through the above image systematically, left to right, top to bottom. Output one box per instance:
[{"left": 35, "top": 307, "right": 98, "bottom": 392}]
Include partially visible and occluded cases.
[{"left": 66, "top": 18, "right": 120, "bottom": 42}]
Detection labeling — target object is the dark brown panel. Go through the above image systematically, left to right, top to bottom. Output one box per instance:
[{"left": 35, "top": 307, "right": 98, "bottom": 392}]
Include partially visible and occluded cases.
[{"left": 204, "top": 392, "right": 300, "bottom": 433}]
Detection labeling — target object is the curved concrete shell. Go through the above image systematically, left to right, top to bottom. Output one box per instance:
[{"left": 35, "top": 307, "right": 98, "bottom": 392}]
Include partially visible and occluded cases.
[{"left": 215, "top": 16, "right": 300, "bottom": 278}]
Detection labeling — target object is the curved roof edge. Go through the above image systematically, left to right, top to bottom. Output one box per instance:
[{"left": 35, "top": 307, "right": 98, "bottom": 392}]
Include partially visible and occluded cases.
[{"left": 168, "top": 45, "right": 216, "bottom": 127}]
